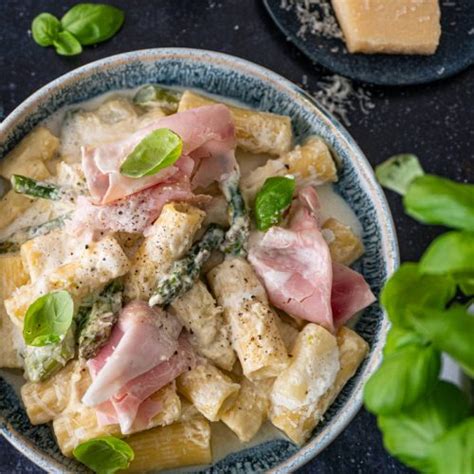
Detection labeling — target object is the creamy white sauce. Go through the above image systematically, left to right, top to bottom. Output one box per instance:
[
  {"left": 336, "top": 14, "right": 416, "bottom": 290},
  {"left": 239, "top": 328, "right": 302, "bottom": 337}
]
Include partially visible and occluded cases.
[{"left": 1, "top": 87, "right": 364, "bottom": 469}]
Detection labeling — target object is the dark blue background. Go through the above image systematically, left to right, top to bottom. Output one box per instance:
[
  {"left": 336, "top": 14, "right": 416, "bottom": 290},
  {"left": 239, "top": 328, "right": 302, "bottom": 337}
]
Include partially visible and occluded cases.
[{"left": 0, "top": 0, "right": 472, "bottom": 472}]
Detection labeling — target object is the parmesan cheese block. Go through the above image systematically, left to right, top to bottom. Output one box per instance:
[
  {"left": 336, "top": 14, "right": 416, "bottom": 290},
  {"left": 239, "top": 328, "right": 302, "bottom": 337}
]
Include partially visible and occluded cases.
[{"left": 331, "top": 0, "right": 441, "bottom": 55}]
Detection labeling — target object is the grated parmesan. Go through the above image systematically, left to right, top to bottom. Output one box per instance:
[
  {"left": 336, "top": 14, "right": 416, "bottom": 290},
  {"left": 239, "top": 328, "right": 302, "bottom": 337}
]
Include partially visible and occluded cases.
[
  {"left": 280, "top": 0, "right": 342, "bottom": 39},
  {"left": 310, "top": 74, "right": 375, "bottom": 126}
]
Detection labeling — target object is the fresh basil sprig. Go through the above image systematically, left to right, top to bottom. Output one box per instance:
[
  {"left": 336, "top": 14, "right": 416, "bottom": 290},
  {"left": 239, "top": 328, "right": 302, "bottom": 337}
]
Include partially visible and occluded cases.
[
  {"left": 31, "top": 3, "right": 124, "bottom": 56},
  {"left": 61, "top": 3, "right": 124, "bottom": 45},
  {"left": 32, "top": 13, "right": 61, "bottom": 47},
  {"left": 53, "top": 31, "right": 83, "bottom": 56},
  {"left": 120, "top": 128, "right": 183, "bottom": 178},
  {"left": 365, "top": 154, "right": 474, "bottom": 474},
  {"left": 375, "top": 154, "right": 424, "bottom": 195},
  {"left": 404, "top": 175, "right": 474, "bottom": 232},
  {"left": 254, "top": 176, "right": 296, "bottom": 231},
  {"left": 420, "top": 231, "right": 474, "bottom": 290},
  {"left": 380, "top": 263, "right": 456, "bottom": 329},
  {"left": 23, "top": 291, "right": 74, "bottom": 346},
  {"left": 364, "top": 342, "right": 441, "bottom": 415},
  {"left": 378, "top": 381, "right": 471, "bottom": 472},
  {"left": 427, "top": 418, "right": 474, "bottom": 474},
  {"left": 73, "top": 436, "right": 134, "bottom": 474}
]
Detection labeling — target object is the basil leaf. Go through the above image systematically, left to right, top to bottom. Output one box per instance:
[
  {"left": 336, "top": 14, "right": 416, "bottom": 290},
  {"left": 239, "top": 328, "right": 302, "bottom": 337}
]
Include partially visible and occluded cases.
[
  {"left": 61, "top": 3, "right": 125, "bottom": 46},
  {"left": 31, "top": 13, "right": 61, "bottom": 47},
  {"left": 53, "top": 30, "right": 82, "bottom": 56},
  {"left": 133, "top": 85, "right": 181, "bottom": 113},
  {"left": 120, "top": 128, "right": 183, "bottom": 178},
  {"left": 375, "top": 154, "right": 424, "bottom": 195},
  {"left": 404, "top": 175, "right": 474, "bottom": 231},
  {"left": 254, "top": 176, "right": 296, "bottom": 231},
  {"left": 420, "top": 231, "right": 474, "bottom": 293},
  {"left": 381, "top": 263, "right": 456, "bottom": 328},
  {"left": 459, "top": 277, "right": 474, "bottom": 296},
  {"left": 23, "top": 291, "right": 74, "bottom": 346},
  {"left": 408, "top": 305, "right": 474, "bottom": 377},
  {"left": 383, "top": 326, "right": 428, "bottom": 357},
  {"left": 364, "top": 344, "right": 441, "bottom": 415},
  {"left": 378, "top": 381, "right": 471, "bottom": 472},
  {"left": 428, "top": 418, "right": 474, "bottom": 474},
  {"left": 73, "top": 436, "right": 134, "bottom": 474}
]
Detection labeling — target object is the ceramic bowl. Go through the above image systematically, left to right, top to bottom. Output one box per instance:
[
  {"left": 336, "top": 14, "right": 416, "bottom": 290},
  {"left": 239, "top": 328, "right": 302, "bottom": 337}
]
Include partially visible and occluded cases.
[{"left": 0, "top": 48, "right": 398, "bottom": 473}]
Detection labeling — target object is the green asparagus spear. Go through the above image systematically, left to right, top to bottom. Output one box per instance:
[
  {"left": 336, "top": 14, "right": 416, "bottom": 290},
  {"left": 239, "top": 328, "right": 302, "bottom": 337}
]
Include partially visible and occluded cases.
[
  {"left": 133, "top": 85, "right": 181, "bottom": 113},
  {"left": 220, "top": 170, "right": 250, "bottom": 257},
  {"left": 11, "top": 174, "right": 62, "bottom": 200},
  {"left": 0, "top": 213, "right": 71, "bottom": 254},
  {"left": 149, "top": 224, "right": 225, "bottom": 307},
  {"left": 78, "top": 279, "right": 124, "bottom": 360},
  {"left": 24, "top": 323, "right": 76, "bottom": 382}
]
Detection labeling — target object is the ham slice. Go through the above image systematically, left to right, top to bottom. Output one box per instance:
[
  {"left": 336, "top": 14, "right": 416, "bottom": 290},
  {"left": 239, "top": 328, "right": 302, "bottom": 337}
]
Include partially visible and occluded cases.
[
  {"left": 82, "top": 105, "right": 235, "bottom": 204},
  {"left": 191, "top": 149, "right": 238, "bottom": 190},
  {"left": 67, "top": 178, "right": 210, "bottom": 237},
  {"left": 249, "top": 186, "right": 334, "bottom": 331},
  {"left": 249, "top": 186, "right": 375, "bottom": 332},
  {"left": 331, "top": 263, "right": 376, "bottom": 328},
  {"left": 82, "top": 301, "right": 182, "bottom": 406},
  {"left": 91, "top": 335, "right": 195, "bottom": 434}
]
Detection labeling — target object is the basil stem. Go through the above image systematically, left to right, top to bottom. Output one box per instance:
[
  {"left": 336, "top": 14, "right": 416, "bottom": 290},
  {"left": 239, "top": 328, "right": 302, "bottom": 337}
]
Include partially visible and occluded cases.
[{"left": 149, "top": 224, "right": 225, "bottom": 307}]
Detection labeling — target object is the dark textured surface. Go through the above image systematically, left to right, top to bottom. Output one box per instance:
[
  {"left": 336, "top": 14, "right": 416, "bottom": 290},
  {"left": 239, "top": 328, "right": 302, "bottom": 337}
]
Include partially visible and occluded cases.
[
  {"left": 0, "top": 0, "right": 472, "bottom": 473},
  {"left": 264, "top": 0, "right": 474, "bottom": 85}
]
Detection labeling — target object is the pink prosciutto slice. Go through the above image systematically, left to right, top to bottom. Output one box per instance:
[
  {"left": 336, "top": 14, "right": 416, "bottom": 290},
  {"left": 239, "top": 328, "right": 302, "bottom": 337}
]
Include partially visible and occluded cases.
[
  {"left": 82, "top": 105, "right": 235, "bottom": 204},
  {"left": 191, "top": 149, "right": 238, "bottom": 190},
  {"left": 67, "top": 179, "right": 210, "bottom": 237},
  {"left": 249, "top": 186, "right": 334, "bottom": 331},
  {"left": 331, "top": 263, "right": 375, "bottom": 328},
  {"left": 82, "top": 301, "right": 182, "bottom": 406},
  {"left": 91, "top": 335, "right": 195, "bottom": 434}
]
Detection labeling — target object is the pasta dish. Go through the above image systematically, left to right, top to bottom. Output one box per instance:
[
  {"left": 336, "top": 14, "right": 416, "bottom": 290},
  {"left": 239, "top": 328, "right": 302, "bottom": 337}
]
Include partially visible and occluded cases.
[{"left": 0, "top": 86, "right": 375, "bottom": 472}]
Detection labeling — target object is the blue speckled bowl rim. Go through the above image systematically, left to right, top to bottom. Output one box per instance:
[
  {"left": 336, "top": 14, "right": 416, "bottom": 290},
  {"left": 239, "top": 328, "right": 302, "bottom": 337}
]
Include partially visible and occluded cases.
[{"left": 0, "top": 48, "right": 399, "bottom": 473}]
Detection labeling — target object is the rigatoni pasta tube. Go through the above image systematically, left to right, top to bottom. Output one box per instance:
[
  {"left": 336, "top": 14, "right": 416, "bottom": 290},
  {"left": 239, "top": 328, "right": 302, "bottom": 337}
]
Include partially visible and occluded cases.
[
  {"left": 178, "top": 90, "right": 292, "bottom": 156},
  {"left": 0, "top": 127, "right": 58, "bottom": 229},
  {"left": 0, "top": 127, "right": 59, "bottom": 180},
  {"left": 240, "top": 136, "right": 337, "bottom": 206},
  {"left": 125, "top": 202, "right": 205, "bottom": 300},
  {"left": 322, "top": 218, "right": 364, "bottom": 266},
  {"left": 21, "top": 229, "right": 82, "bottom": 283},
  {"left": 5, "top": 236, "right": 130, "bottom": 325},
  {"left": 0, "top": 254, "right": 29, "bottom": 368},
  {"left": 208, "top": 257, "right": 289, "bottom": 380},
  {"left": 170, "top": 280, "right": 235, "bottom": 371},
  {"left": 270, "top": 323, "right": 340, "bottom": 444},
  {"left": 270, "top": 325, "right": 368, "bottom": 444},
  {"left": 315, "top": 326, "right": 368, "bottom": 418},
  {"left": 21, "top": 361, "right": 80, "bottom": 425},
  {"left": 177, "top": 361, "right": 240, "bottom": 422},
  {"left": 220, "top": 377, "right": 273, "bottom": 442},
  {"left": 53, "top": 379, "right": 181, "bottom": 456},
  {"left": 125, "top": 416, "right": 212, "bottom": 472}
]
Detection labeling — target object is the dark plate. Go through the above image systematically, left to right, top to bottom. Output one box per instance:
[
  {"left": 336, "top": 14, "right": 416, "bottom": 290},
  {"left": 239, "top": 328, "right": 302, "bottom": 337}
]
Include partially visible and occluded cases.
[{"left": 263, "top": 0, "right": 474, "bottom": 86}]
